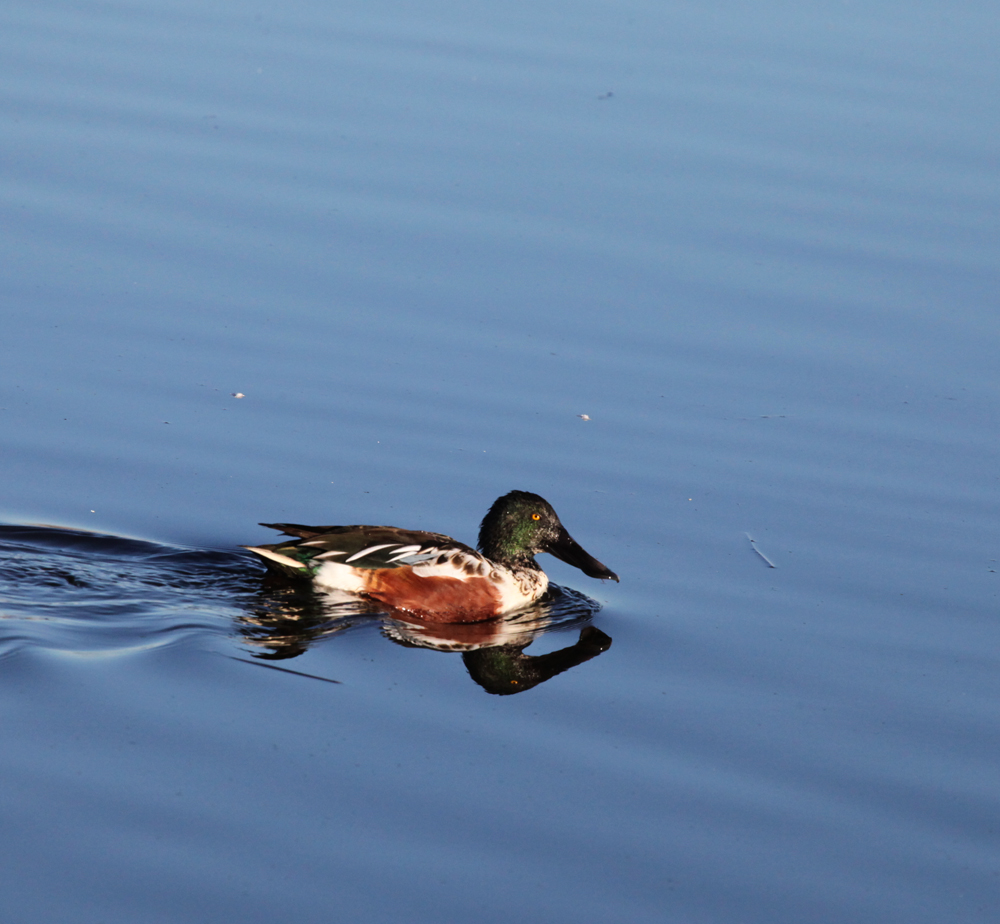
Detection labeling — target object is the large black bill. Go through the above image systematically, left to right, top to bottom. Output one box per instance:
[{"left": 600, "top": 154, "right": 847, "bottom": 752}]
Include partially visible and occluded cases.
[{"left": 546, "top": 529, "right": 619, "bottom": 582}]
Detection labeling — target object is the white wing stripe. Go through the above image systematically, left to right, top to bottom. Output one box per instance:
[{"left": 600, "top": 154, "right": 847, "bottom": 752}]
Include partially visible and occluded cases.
[
  {"left": 345, "top": 543, "right": 400, "bottom": 562},
  {"left": 386, "top": 544, "right": 425, "bottom": 561}
]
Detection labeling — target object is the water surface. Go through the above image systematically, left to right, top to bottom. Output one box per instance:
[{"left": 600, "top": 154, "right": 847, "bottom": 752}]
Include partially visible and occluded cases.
[{"left": 2, "top": 1, "right": 999, "bottom": 921}]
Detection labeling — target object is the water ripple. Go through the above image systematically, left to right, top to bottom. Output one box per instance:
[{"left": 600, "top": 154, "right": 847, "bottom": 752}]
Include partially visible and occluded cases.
[
  {"left": 0, "top": 524, "right": 609, "bottom": 681},
  {"left": 0, "top": 524, "right": 258, "bottom": 656}
]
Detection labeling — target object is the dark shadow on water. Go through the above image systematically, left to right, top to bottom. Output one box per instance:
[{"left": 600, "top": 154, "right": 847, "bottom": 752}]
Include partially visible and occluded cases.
[
  {"left": 0, "top": 524, "right": 612, "bottom": 693},
  {"left": 241, "top": 574, "right": 612, "bottom": 694},
  {"left": 377, "top": 590, "right": 610, "bottom": 695},
  {"left": 459, "top": 626, "right": 611, "bottom": 695}
]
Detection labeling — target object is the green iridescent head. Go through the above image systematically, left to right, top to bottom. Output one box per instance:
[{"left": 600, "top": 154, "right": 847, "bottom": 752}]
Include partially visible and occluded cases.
[{"left": 477, "top": 491, "right": 618, "bottom": 582}]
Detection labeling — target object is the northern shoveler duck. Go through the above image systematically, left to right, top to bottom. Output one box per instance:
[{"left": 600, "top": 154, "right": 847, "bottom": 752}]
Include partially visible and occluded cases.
[{"left": 244, "top": 490, "right": 619, "bottom": 623}]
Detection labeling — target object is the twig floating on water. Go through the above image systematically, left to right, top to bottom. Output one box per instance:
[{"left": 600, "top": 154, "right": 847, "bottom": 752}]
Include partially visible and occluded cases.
[
  {"left": 745, "top": 533, "right": 777, "bottom": 568},
  {"left": 226, "top": 655, "right": 342, "bottom": 684}
]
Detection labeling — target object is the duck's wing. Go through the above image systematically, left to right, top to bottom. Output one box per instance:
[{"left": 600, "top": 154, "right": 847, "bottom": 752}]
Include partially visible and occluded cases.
[
  {"left": 258, "top": 522, "right": 335, "bottom": 540},
  {"left": 247, "top": 524, "right": 478, "bottom": 576}
]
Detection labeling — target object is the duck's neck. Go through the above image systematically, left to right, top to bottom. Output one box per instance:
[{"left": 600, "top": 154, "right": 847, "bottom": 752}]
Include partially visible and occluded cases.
[{"left": 479, "top": 537, "right": 540, "bottom": 572}]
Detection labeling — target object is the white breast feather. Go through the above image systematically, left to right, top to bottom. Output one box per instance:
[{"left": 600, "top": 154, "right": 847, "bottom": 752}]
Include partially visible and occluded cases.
[{"left": 495, "top": 568, "right": 548, "bottom": 611}]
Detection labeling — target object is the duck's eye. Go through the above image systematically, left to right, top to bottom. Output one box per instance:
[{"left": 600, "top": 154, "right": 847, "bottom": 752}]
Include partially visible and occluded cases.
[{"left": 531, "top": 513, "right": 541, "bottom": 520}]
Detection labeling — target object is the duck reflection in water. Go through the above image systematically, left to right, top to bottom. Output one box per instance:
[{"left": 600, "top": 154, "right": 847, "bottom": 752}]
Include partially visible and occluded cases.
[{"left": 237, "top": 575, "right": 612, "bottom": 695}]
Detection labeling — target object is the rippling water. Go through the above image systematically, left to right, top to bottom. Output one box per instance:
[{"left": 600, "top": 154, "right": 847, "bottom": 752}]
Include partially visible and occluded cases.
[
  {"left": 3, "top": 0, "right": 999, "bottom": 921},
  {"left": 0, "top": 524, "right": 609, "bottom": 687},
  {"left": 0, "top": 526, "right": 250, "bottom": 655}
]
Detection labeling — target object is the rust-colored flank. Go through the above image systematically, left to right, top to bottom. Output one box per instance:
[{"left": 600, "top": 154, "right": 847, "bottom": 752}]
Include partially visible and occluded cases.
[{"left": 363, "top": 567, "right": 503, "bottom": 622}]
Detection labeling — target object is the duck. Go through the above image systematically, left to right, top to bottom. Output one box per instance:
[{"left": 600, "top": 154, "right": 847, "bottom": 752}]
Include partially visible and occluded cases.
[{"left": 244, "top": 490, "right": 618, "bottom": 623}]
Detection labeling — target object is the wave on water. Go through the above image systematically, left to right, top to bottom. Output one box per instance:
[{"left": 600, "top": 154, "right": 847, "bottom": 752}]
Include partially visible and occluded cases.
[
  {"left": 0, "top": 524, "right": 260, "bottom": 658},
  {"left": 0, "top": 525, "right": 611, "bottom": 693}
]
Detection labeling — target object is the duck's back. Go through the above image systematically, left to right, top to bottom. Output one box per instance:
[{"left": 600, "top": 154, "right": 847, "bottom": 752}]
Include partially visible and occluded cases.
[{"left": 245, "top": 523, "right": 544, "bottom": 622}]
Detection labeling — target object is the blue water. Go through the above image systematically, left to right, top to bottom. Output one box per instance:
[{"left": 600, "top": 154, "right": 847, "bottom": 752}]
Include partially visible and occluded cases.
[{"left": 3, "top": 1, "right": 999, "bottom": 921}]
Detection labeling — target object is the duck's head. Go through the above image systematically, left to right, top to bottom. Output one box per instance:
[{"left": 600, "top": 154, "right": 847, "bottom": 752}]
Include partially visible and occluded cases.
[{"left": 477, "top": 490, "right": 619, "bottom": 582}]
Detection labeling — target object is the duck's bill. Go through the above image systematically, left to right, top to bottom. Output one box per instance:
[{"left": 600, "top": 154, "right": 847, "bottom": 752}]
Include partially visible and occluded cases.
[{"left": 546, "top": 530, "right": 620, "bottom": 582}]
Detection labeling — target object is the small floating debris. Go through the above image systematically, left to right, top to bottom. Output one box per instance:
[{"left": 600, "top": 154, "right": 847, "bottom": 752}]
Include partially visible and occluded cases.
[
  {"left": 597, "top": 91, "right": 614, "bottom": 99},
  {"left": 232, "top": 392, "right": 245, "bottom": 398},
  {"left": 578, "top": 414, "right": 590, "bottom": 420},
  {"left": 745, "top": 533, "right": 777, "bottom": 568},
  {"left": 226, "top": 655, "right": 341, "bottom": 685}
]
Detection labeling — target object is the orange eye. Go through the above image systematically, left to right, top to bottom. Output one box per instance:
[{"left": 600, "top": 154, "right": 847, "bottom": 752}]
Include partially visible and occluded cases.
[{"left": 531, "top": 513, "right": 541, "bottom": 520}]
